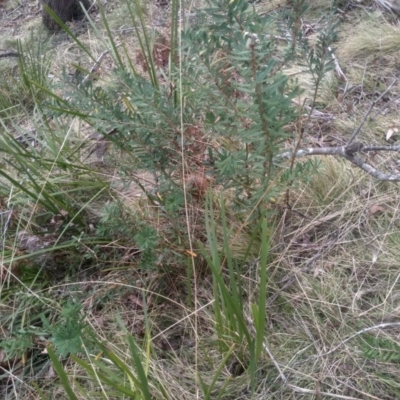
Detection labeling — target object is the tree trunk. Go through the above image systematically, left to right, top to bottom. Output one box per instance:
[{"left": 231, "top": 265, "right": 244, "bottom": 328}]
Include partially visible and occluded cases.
[{"left": 42, "top": 0, "right": 91, "bottom": 32}]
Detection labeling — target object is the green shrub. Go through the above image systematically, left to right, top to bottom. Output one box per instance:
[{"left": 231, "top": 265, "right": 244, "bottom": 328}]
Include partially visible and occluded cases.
[{"left": 38, "top": 0, "right": 336, "bottom": 216}]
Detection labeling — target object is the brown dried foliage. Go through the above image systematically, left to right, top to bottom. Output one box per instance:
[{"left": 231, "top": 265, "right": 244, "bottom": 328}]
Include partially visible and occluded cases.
[{"left": 153, "top": 37, "right": 170, "bottom": 69}]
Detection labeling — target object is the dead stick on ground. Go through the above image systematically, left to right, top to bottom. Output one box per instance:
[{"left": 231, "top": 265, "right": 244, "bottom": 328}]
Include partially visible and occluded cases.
[
  {"left": 348, "top": 79, "right": 396, "bottom": 144},
  {"left": 307, "top": 322, "right": 400, "bottom": 361}
]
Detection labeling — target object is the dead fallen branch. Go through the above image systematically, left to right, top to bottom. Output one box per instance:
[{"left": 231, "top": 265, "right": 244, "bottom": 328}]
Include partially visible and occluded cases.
[{"left": 276, "top": 143, "right": 400, "bottom": 182}]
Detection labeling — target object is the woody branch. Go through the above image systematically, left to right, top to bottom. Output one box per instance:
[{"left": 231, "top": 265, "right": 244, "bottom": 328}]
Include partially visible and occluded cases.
[{"left": 276, "top": 143, "right": 400, "bottom": 182}]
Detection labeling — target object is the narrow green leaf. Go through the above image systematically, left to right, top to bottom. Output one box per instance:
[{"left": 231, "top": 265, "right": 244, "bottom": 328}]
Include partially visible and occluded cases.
[
  {"left": 128, "top": 0, "right": 159, "bottom": 89},
  {"left": 98, "top": 2, "right": 124, "bottom": 68},
  {"left": 43, "top": 5, "right": 96, "bottom": 62},
  {"left": 0, "top": 167, "right": 59, "bottom": 214},
  {"left": 255, "top": 216, "right": 269, "bottom": 359},
  {"left": 199, "top": 239, "right": 252, "bottom": 344},
  {"left": 126, "top": 335, "right": 153, "bottom": 400},
  {"left": 202, "top": 345, "right": 235, "bottom": 399},
  {"left": 47, "top": 346, "right": 79, "bottom": 400},
  {"left": 71, "top": 355, "right": 138, "bottom": 398}
]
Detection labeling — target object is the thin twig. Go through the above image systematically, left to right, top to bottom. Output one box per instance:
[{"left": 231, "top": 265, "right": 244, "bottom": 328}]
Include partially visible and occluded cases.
[
  {"left": 328, "top": 46, "right": 348, "bottom": 93},
  {"left": 81, "top": 50, "right": 109, "bottom": 86},
  {"left": 348, "top": 79, "right": 396, "bottom": 144},
  {"left": 370, "top": 93, "right": 400, "bottom": 120},
  {"left": 277, "top": 143, "right": 400, "bottom": 158},
  {"left": 1, "top": 209, "right": 13, "bottom": 240},
  {"left": 268, "top": 232, "right": 339, "bottom": 306},
  {"left": 246, "top": 317, "right": 365, "bottom": 399},
  {"left": 308, "top": 322, "right": 400, "bottom": 361},
  {"left": 262, "top": 341, "right": 288, "bottom": 383},
  {"left": 288, "top": 385, "right": 369, "bottom": 400}
]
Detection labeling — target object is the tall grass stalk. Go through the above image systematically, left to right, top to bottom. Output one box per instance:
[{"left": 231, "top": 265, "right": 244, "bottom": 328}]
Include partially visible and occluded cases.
[
  {"left": 128, "top": 0, "right": 159, "bottom": 89},
  {"left": 201, "top": 194, "right": 271, "bottom": 393},
  {"left": 201, "top": 195, "right": 252, "bottom": 350},
  {"left": 253, "top": 216, "right": 269, "bottom": 360},
  {"left": 47, "top": 346, "right": 79, "bottom": 400}
]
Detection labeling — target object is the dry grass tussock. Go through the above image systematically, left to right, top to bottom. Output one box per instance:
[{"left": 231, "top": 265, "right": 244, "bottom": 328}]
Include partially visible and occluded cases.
[
  {"left": 338, "top": 11, "right": 400, "bottom": 61},
  {"left": 257, "top": 158, "right": 400, "bottom": 398}
]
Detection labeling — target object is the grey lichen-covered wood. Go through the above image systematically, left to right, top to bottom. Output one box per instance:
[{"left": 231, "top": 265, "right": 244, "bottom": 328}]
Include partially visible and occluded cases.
[{"left": 42, "top": 0, "right": 92, "bottom": 31}]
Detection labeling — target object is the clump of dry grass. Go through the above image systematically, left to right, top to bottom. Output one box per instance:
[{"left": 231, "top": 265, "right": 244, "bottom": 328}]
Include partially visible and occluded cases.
[
  {"left": 4, "top": 1, "right": 400, "bottom": 399},
  {"left": 338, "top": 12, "right": 400, "bottom": 61},
  {"left": 285, "top": 65, "right": 337, "bottom": 107},
  {"left": 260, "top": 156, "right": 400, "bottom": 398}
]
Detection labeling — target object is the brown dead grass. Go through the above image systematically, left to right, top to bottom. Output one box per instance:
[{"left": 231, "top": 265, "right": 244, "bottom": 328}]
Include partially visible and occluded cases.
[{"left": 3, "top": 1, "right": 400, "bottom": 399}]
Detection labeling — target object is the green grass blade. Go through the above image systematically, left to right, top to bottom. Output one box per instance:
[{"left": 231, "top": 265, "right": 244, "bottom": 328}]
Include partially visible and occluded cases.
[
  {"left": 127, "top": 0, "right": 159, "bottom": 89},
  {"left": 170, "top": 0, "right": 179, "bottom": 69},
  {"left": 97, "top": 2, "right": 124, "bottom": 69},
  {"left": 42, "top": 5, "right": 96, "bottom": 62},
  {"left": 0, "top": 167, "right": 59, "bottom": 214},
  {"left": 203, "top": 194, "right": 253, "bottom": 345},
  {"left": 203, "top": 195, "right": 225, "bottom": 344},
  {"left": 220, "top": 198, "right": 242, "bottom": 319},
  {"left": 254, "top": 216, "right": 269, "bottom": 359},
  {"left": 201, "top": 246, "right": 252, "bottom": 344},
  {"left": 126, "top": 335, "right": 153, "bottom": 400},
  {"left": 249, "top": 342, "right": 257, "bottom": 395},
  {"left": 98, "top": 344, "right": 141, "bottom": 388},
  {"left": 202, "top": 345, "right": 235, "bottom": 399},
  {"left": 47, "top": 346, "right": 79, "bottom": 400},
  {"left": 71, "top": 355, "right": 138, "bottom": 398},
  {"left": 198, "top": 374, "right": 209, "bottom": 399},
  {"left": 31, "top": 382, "right": 49, "bottom": 400}
]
